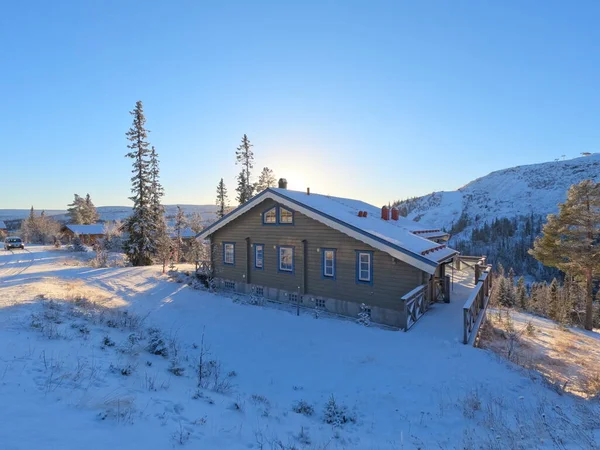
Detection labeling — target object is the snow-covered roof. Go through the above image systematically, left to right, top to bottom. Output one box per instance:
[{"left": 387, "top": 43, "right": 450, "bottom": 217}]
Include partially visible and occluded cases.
[
  {"left": 197, "top": 188, "right": 457, "bottom": 274},
  {"left": 0, "top": 220, "right": 6, "bottom": 229},
  {"left": 64, "top": 224, "right": 105, "bottom": 235}
]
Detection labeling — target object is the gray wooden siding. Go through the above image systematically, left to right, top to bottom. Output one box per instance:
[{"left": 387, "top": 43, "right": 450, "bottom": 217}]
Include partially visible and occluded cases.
[{"left": 211, "top": 198, "right": 427, "bottom": 312}]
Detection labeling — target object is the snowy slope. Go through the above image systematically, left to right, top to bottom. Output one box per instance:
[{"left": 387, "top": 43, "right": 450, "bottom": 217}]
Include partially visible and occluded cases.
[
  {"left": 398, "top": 153, "right": 600, "bottom": 231},
  {"left": 0, "top": 247, "right": 598, "bottom": 448}
]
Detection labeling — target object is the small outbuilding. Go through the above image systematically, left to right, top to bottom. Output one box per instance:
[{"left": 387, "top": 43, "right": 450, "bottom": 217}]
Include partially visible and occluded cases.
[{"left": 61, "top": 223, "right": 105, "bottom": 245}]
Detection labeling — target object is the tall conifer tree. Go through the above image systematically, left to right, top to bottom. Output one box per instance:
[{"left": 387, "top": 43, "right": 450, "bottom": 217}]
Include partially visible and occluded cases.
[
  {"left": 123, "top": 101, "right": 155, "bottom": 266},
  {"left": 235, "top": 134, "right": 254, "bottom": 204},
  {"left": 216, "top": 178, "right": 229, "bottom": 219},
  {"left": 530, "top": 180, "right": 600, "bottom": 330}
]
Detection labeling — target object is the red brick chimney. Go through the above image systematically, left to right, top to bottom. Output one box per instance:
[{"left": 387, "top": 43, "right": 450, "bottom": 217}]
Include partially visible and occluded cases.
[
  {"left": 381, "top": 206, "right": 389, "bottom": 220},
  {"left": 391, "top": 207, "right": 399, "bottom": 221}
]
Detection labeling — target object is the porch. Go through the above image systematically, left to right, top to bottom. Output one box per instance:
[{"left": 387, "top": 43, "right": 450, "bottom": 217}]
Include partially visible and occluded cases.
[{"left": 400, "top": 256, "right": 493, "bottom": 343}]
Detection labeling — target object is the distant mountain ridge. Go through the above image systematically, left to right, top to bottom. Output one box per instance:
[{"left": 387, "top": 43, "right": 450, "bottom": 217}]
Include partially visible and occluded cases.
[
  {"left": 396, "top": 153, "right": 600, "bottom": 278},
  {"left": 398, "top": 153, "right": 600, "bottom": 233},
  {"left": 0, "top": 205, "right": 218, "bottom": 224}
]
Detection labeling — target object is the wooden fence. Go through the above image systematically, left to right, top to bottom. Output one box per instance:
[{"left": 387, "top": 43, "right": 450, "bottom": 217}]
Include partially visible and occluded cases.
[
  {"left": 463, "top": 265, "right": 493, "bottom": 345},
  {"left": 402, "top": 282, "right": 431, "bottom": 331}
]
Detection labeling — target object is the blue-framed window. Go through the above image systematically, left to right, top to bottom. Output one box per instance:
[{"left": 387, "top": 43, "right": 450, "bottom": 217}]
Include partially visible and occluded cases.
[
  {"left": 262, "top": 205, "right": 294, "bottom": 225},
  {"left": 263, "top": 207, "right": 277, "bottom": 224},
  {"left": 279, "top": 207, "right": 294, "bottom": 224},
  {"left": 223, "top": 242, "right": 235, "bottom": 265},
  {"left": 254, "top": 244, "right": 264, "bottom": 269},
  {"left": 277, "top": 246, "right": 294, "bottom": 273},
  {"left": 322, "top": 248, "right": 336, "bottom": 279},
  {"left": 356, "top": 250, "right": 373, "bottom": 284}
]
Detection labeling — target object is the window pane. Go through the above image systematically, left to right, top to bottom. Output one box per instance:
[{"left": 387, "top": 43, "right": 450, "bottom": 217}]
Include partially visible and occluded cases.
[
  {"left": 264, "top": 208, "right": 276, "bottom": 223},
  {"left": 279, "top": 208, "right": 293, "bottom": 223},
  {"left": 224, "top": 244, "right": 234, "bottom": 264},
  {"left": 255, "top": 246, "right": 263, "bottom": 268},
  {"left": 279, "top": 247, "right": 293, "bottom": 271},
  {"left": 358, "top": 252, "right": 371, "bottom": 281}
]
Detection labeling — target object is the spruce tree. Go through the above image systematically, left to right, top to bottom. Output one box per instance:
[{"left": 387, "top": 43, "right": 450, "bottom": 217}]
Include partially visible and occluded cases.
[
  {"left": 123, "top": 100, "right": 155, "bottom": 266},
  {"left": 235, "top": 134, "right": 254, "bottom": 203},
  {"left": 254, "top": 167, "right": 276, "bottom": 193},
  {"left": 236, "top": 171, "right": 250, "bottom": 205},
  {"left": 215, "top": 178, "right": 228, "bottom": 218},
  {"left": 530, "top": 180, "right": 600, "bottom": 330},
  {"left": 83, "top": 194, "right": 99, "bottom": 224},
  {"left": 67, "top": 195, "right": 85, "bottom": 224},
  {"left": 173, "top": 206, "right": 187, "bottom": 263},
  {"left": 516, "top": 277, "right": 528, "bottom": 309},
  {"left": 549, "top": 278, "right": 559, "bottom": 321}
]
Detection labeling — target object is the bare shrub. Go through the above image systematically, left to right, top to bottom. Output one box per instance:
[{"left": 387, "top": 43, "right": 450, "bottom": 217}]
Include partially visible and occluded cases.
[
  {"left": 102, "top": 336, "right": 115, "bottom": 348},
  {"left": 168, "top": 359, "right": 185, "bottom": 377},
  {"left": 462, "top": 389, "right": 482, "bottom": 419},
  {"left": 98, "top": 397, "right": 136, "bottom": 424},
  {"left": 292, "top": 400, "right": 315, "bottom": 416}
]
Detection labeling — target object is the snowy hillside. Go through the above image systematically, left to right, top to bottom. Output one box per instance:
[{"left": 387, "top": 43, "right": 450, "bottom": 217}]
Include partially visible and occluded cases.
[
  {"left": 398, "top": 153, "right": 600, "bottom": 231},
  {"left": 0, "top": 205, "right": 218, "bottom": 224},
  {"left": 0, "top": 247, "right": 598, "bottom": 448}
]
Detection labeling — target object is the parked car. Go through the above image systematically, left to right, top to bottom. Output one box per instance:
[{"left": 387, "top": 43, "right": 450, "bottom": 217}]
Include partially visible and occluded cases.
[{"left": 4, "top": 237, "right": 25, "bottom": 250}]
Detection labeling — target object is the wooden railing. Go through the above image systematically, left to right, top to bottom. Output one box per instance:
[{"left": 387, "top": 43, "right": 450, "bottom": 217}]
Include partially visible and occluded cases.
[
  {"left": 195, "top": 260, "right": 213, "bottom": 276},
  {"left": 463, "top": 265, "right": 493, "bottom": 344},
  {"left": 402, "top": 283, "right": 430, "bottom": 331}
]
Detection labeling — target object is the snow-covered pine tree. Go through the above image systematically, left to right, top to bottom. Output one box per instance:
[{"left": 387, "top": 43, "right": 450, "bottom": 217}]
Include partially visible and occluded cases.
[
  {"left": 123, "top": 101, "right": 155, "bottom": 266},
  {"left": 235, "top": 134, "right": 254, "bottom": 204},
  {"left": 254, "top": 167, "right": 276, "bottom": 193},
  {"left": 216, "top": 178, "right": 229, "bottom": 218},
  {"left": 530, "top": 180, "right": 600, "bottom": 330},
  {"left": 83, "top": 194, "right": 99, "bottom": 224},
  {"left": 67, "top": 195, "right": 85, "bottom": 224},
  {"left": 173, "top": 206, "right": 187, "bottom": 263},
  {"left": 188, "top": 212, "right": 203, "bottom": 234}
]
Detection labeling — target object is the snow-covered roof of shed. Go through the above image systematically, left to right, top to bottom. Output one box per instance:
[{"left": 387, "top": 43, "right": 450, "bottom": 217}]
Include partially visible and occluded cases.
[
  {"left": 197, "top": 188, "right": 457, "bottom": 274},
  {"left": 0, "top": 220, "right": 6, "bottom": 229},
  {"left": 65, "top": 224, "right": 105, "bottom": 235}
]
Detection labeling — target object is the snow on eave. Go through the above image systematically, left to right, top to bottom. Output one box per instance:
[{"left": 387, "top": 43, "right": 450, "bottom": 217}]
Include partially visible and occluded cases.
[
  {"left": 197, "top": 189, "right": 455, "bottom": 274},
  {"left": 64, "top": 224, "right": 105, "bottom": 235}
]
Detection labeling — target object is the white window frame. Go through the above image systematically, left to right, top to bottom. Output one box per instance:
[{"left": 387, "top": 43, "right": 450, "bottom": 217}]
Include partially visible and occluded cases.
[
  {"left": 224, "top": 243, "right": 235, "bottom": 265},
  {"left": 255, "top": 244, "right": 264, "bottom": 269},
  {"left": 278, "top": 246, "right": 294, "bottom": 272},
  {"left": 323, "top": 249, "right": 335, "bottom": 278},
  {"left": 358, "top": 252, "right": 371, "bottom": 282}
]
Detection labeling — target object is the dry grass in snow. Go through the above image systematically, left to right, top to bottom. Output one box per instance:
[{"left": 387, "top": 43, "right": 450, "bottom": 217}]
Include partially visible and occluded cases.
[{"left": 480, "top": 307, "right": 600, "bottom": 399}]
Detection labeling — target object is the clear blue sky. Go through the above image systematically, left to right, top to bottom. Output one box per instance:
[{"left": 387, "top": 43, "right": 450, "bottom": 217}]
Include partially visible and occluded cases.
[{"left": 1, "top": 1, "right": 598, "bottom": 210}]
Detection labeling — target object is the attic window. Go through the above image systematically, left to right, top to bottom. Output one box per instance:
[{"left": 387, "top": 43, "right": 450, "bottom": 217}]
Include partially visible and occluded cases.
[
  {"left": 263, "top": 207, "right": 277, "bottom": 224},
  {"left": 279, "top": 207, "right": 293, "bottom": 224}
]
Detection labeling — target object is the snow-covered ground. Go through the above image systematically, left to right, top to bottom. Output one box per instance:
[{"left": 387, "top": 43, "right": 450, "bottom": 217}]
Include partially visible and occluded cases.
[{"left": 0, "top": 247, "right": 598, "bottom": 449}]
